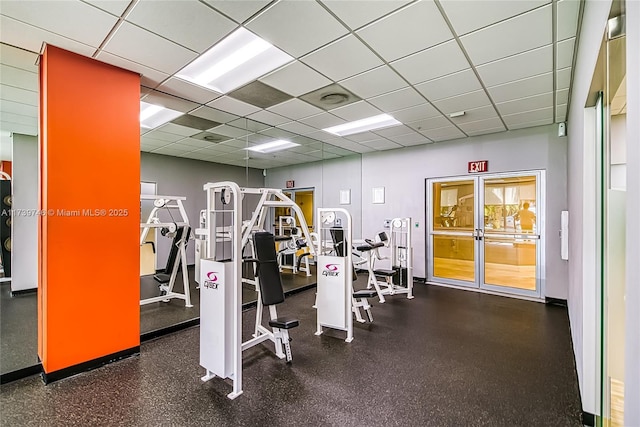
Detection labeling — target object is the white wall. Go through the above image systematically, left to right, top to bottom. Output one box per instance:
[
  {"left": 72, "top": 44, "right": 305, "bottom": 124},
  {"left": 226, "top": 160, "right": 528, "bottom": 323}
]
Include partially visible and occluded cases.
[
  {"left": 566, "top": 0, "right": 612, "bottom": 415},
  {"left": 624, "top": 1, "right": 640, "bottom": 424},
  {"left": 10, "top": 133, "right": 38, "bottom": 291},
  {"left": 140, "top": 153, "right": 264, "bottom": 267}
]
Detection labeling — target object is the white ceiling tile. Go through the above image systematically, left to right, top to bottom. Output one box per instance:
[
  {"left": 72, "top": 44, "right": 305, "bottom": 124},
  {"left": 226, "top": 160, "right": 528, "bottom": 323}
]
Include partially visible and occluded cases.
[
  {"left": 1, "top": 0, "right": 118, "bottom": 47},
  {"left": 84, "top": 0, "right": 131, "bottom": 16},
  {"left": 127, "top": 0, "right": 236, "bottom": 53},
  {"left": 204, "top": 0, "right": 271, "bottom": 23},
  {"left": 320, "top": 0, "right": 412, "bottom": 30},
  {"left": 439, "top": 0, "right": 549, "bottom": 36},
  {"left": 557, "top": 0, "right": 580, "bottom": 41},
  {"left": 246, "top": 1, "right": 348, "bottom": 57},
  {"left": 356, "top": 1, "right": 452, "bottom": 62},
  {"left": 461, "top": 5, "right": 552, "bottom": 66},
  {"left": 0, "top": 15, "right": 97, "bottom": 57},
  {"left": 103, "top": 22, "right": 197, "bottom": 74},
  {"left": 300, "top": 35, "right": 383, "bottom": 81},
  {"left": 556, "top": 37, "right": 575, "bottom": 69},
  {"left": 391, "top": 40, "right": 469, "bottom": 84},
  {"left": 0, "top": 44, "right": 39, "bottom": 72},
  {"left": 476, "top": 44, "right": 553, "bottom": 87},
  {"left": 95, "top": 51, "right": 169, "bottom": 87},
  {"left": 260, "top": 61, "right": 332, "bottom": 97},
  {"left": 0, "top": 65, "right": 38, "bottom": 92},
  {"left": 339, "top": 65, "right": 407, "bottom": 99},
  {"left": 556, "top": 67, "right": 572, "bottom": 90},
  {"left": 415, "top": 69, "right": 482, "bottom": 102},
  {"left": 487, "top": 72, "right": 553, "bottom": 103},
  {"left": 157, "top": 77, "right": 222, "bottom": 104},
  {"left": 368, "top": 87, "right": 425, "bottom": 112},
  {"left": 556, "top": 88, "right": 569, "bottom": 105},
  {"left": 433, "top": 90, "right": 492, "bottom": 115},
  {"left": 142, "top": 91, "right": 198, "bottom": 113},
  {"left": 496, "top": 92, "right": 553, "bottom": 116},
  {"left": 208, "top": 96, "right": 262, "bottom": 117},
  {"left": 0, "top": 99, "right": 37, "bottom": 117},
  {"left": 267, "top": 99, "right": 323, "bottom": 120},
  {"left": 330, "top": 101, "right": 382, "bottom": 121},
  {"left": 390, "top": 103, "right": 441, "bottom": 123},
  {"left": 556, "top": 104, "right": 568, "bottom": 122},
  {"left": 448, "top": 105, "right": 499, "bottom": 124},
  {"left": 190, "top": 106, "right": 240, "bottom": 124},
  {"left": 503, "top": 107, "right": 553, "bottom": 127},
  {"left": 247, "top": 110, "right": 290, "bottom": 126},
  {"left": 1, "top": 111, "right": 38, "bottom": 127},
  {"left": 299, "top": 113, "right": 346, "bottom": 129},
  {"left": 406, "top": 115, "right": 452, "bottom": 132},
  {"left": 457, "top": 117, "right": 505, "bottom": 134},
  {"left": 229, "top": 118, "right": 270, "bottom": 132},
  {"left": 508, "top": 118, "right": 553, "bottom": 130},
  {"left": 0, "top": 119, "right": 37, "bottom": 136},
  {"left": 277, "top": 121, "right": 318, "bottom": 136},
  {"left": 157, "top": 123, "right": 200, "bottom": 137},
  {"left": 209, "top": 124, "right": 252, "bottom": 138},
  {"left": 373, "top": 124, "right": 414, "bottom": 138},
  {"left": 420, "top": 125, "right": 466, "bottom": 142},
  {"left": 466, "top": 126, "right": 506, "bottom": 137},
  {"left": 142, "top": 129, "right": 185, "bottom": 143},
  {"left": 344, "top": 131, "right": 380, "bottom": 142},
  {"left": 389, "top": 132, "right": 432, "bottom": 146},
  {"left": 179, "top": 138, "right": 222, "bottom": 149},
  {"left": 362, "top": 139, "right": 402, "bottom": 151},
  {"left": 196, "top": 143, "right": 239, "bottom": 154},
  {"left": 346, "top": 144, "right": 376, "bottom": 154},
  {"left": 152, "top": 146, "right": 192, "bottom": 156}
]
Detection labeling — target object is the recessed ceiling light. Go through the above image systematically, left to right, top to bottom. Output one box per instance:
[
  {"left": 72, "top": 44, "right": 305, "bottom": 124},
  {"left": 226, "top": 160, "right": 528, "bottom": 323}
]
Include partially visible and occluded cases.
[
  {"left": 176, "top": 28, "right": 293, "bottom": 93},
  {"left": 140, "top": 101, "right": 183, "bottom": 129},
  {"left": 449, "top": 111, "right": 465, "bottom": 118},
  {"left": 323, "top": 114, "right": 401, "bottom": 136},
  {"left": 245, "top": 139, "right": 300, "bottom": 154}
]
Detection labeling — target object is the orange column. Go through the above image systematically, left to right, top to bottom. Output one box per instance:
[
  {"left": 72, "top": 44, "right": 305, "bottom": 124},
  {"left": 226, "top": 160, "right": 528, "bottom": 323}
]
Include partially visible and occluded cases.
[{"left": 39, "top": 45, "right": 140, "bottom": 381}]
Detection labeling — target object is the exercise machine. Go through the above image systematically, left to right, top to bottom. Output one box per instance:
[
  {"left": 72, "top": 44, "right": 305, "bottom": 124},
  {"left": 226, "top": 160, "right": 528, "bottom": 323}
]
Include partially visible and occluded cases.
[
  {"left": 0, "top": 172, "right": 11, "bottom": 282},
  {"left": 199, "top": 182, "right": 300, "bottom": 399},
  {"left": 139, "top": 195, "right": 192, "bottom": 307},
  {"left": 315, "top": 209, "right": 376, "bottom": 342},
  {"left": 276, "top": 216, "right": 315, "bottom": 277},
  {"left": 359, "top": 217, "right": 414, "bottom": 303}
]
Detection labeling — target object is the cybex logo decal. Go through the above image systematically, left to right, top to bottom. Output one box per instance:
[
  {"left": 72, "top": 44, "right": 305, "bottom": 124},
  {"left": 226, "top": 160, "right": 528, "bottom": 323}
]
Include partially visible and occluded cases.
[
  {"left": 322, "top": 263, "right": 340, "bottom": 277},
  {"left": 204, "top": 271, "right": 219, "bottom": 289}
]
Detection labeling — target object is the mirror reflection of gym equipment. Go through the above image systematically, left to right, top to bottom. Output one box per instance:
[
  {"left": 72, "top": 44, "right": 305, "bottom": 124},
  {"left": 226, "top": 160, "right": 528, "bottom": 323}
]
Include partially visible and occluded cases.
[{"left": 427, "top": 172, "right": 543, "bottom": 298}]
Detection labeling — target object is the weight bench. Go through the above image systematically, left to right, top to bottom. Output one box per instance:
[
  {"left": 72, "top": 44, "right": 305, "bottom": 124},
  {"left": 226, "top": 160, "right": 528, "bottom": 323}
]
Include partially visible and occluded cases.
[
  {"left": 247, "top": 231, "right": 299, "bottom": 362},
  {"left": 357, "top": 237, "right": 398, "bottom": 303}
]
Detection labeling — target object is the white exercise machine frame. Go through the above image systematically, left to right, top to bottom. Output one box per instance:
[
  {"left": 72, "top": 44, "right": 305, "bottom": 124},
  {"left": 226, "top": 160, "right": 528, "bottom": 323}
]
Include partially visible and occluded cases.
[
  {"left": 199, "top": 182, "right": 308, "bottom": 399},
  {"left": 139, "top": 195, "right": 192, "bottom": 307}
]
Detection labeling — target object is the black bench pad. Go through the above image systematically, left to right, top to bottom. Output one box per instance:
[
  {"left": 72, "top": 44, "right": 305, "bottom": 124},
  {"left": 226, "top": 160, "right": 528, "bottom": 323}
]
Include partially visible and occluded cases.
[
  {"left": 374, "top": 269, "right": 396, "bottom": 277},
  {"left": 154, "top": 273, "right": 170, "bottom": 284},
  {"left": 353, "top": 289, "right": 378, "bottom": 299},
  {"left": 269, "top": 317, "right": 299, "bottom": 329}
]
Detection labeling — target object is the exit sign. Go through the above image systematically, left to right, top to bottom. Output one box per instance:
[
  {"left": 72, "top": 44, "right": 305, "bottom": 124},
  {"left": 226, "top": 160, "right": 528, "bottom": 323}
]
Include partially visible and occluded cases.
[
  {"left": 468, "top": 160, "right": 488, "bottom": 173},
  {"left": 285, "top": 180, "right": 295, "bottom": 188}
]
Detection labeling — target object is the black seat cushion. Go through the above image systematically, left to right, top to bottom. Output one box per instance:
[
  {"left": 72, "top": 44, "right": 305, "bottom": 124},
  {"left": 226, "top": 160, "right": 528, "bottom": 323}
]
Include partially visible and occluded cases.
[
  {"left": 274, "top": 235, "right": 291, "bottom": 242},
  {"left": 374, "top": 269, "right": 396, "bottom": 277},
  {"left": 153, "top": 273, "right": 170, "bottom": 284},
  {"left": 353, "top": 289, "right": 378, "bottom": 299},
  {"left": 269, "top": 317, "right": 299, "bottom": 329}
]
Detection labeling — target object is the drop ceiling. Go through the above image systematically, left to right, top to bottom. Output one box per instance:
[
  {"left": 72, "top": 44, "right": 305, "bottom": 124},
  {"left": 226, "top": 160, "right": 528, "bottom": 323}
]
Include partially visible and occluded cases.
[{"left": 0, "top": 0, "right": 580, "bottom": 169}]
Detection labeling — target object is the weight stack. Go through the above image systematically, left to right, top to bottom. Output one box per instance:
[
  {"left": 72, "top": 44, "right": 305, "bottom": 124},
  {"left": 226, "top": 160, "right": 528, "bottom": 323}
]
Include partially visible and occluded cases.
[{"left": 0, "top": 180, "right": 11, "bottom": 277}]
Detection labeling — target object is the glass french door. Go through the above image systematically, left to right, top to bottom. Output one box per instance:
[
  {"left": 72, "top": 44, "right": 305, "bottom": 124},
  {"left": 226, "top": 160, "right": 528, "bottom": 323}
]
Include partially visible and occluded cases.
[{"left": 427, "top": 171, "right": 544, "bottom": 298}]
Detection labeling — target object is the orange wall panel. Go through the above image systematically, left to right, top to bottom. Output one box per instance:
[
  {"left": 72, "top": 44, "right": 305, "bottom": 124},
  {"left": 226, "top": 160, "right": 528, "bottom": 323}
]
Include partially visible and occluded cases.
[
  {"left": 39, "top": 45, "right": 140, "bottom": 373},
  {"left": 0, "top": 161, "right": 11, "bottom": 177}
]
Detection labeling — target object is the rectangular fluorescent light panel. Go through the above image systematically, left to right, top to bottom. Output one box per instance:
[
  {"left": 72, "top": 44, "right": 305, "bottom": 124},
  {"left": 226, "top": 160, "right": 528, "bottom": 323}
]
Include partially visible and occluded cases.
[
  {"left": 176, "top": 28, "right": 293, "bottom": 93},
  {"left": 140, "top": 101, "right": 183, "bottom": 129},
  {"left": 323, "top": 114, "right": 401, "bottom": 136},
  {"left": 245, "top": 139, "right": 300, "bottom": 154}
]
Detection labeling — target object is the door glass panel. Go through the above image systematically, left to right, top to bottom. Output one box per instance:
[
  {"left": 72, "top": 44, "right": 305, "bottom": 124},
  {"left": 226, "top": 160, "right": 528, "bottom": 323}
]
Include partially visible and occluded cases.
[
  {"left": 483, "top": 176, "right": 537, "bottom": 234},
  {"left": 432, "top": 180, "right": 475, "bottom": 231},
  {"left": 293, "top": 190, "right": 314, "bottom": 231},
  {"left": 433, "top": 235, "right": 475, "bottom": 282},
  {"left": 484, "top": 236, "right": 536, "bottom": 290}
]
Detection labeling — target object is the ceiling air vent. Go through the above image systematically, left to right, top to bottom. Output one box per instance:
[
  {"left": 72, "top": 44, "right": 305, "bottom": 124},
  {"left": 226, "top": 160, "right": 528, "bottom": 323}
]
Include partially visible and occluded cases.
[
  {"left": 228, "top": 80, "right": 293, "bottom": 109},
  {"left": 300, "top": 83, "right": 361, "bottom": 111},
  {"left": 170, "top": 114, "right": 221, "bottom": 130},
  {"left": 191, "top": 131, "right": 230, "bottom": 143}
]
